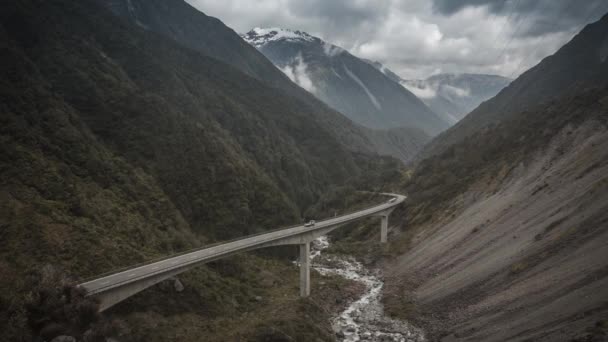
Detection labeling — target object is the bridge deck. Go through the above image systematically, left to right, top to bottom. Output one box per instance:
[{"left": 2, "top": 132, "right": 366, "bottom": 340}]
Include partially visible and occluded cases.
[{"left": 80, "top": 194, "right": 405, "bottom": 296}]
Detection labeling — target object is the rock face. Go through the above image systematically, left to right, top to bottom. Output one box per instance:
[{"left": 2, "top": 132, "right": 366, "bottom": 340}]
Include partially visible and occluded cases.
[{"left": 242, "top": 28, "right": 449, "bottom": 135}]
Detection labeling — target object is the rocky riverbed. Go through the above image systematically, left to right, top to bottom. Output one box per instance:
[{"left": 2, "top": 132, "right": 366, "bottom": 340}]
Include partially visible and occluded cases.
[{"left": 310, "top": 237, "right": 425, "bottom": 342}]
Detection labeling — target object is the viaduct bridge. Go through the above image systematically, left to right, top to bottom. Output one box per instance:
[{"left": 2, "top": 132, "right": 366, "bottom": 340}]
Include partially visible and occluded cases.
[{"left": 79, "top": 193, "right": 405, "bottom": 311}]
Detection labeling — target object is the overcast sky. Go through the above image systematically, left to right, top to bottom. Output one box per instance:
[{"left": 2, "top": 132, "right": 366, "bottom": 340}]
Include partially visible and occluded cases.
[{"left": 185, "top": 0, "right": 608, "bottom": 79}]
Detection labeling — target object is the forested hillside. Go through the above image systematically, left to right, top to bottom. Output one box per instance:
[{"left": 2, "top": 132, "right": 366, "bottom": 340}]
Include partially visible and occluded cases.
[
  {"left": 0, "top": 0, "right": 401, "bottom": 340},
  {"left": 98, "top": 0, "right": 431, "bottom": 162}
]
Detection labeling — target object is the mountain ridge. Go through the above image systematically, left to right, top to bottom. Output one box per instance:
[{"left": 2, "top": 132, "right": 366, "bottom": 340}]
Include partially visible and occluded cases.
[
  {"left": 98, "top": 0, "right": 432, "bottom": 162},
  {"left": 242, "top": 26, "right": 450, "bottom": 135},
  {"left": 364, "top": 59, "right": 512, "bottom": 124}
]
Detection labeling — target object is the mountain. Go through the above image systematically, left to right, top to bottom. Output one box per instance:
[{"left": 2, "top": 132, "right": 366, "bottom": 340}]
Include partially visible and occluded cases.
[
  {"left": 0, "top": 0, "right": 404, "bottom": 340},
  {"left": 100, "top": 0, "right": 292, "bottom": 90},
  {"left": 97, "top": 1, "right": 431, "bottom": 162},
  {"left": 418, "top": 13, "right": 608, "bottom": 160},
  {"left": 382, "top": 14, "right": 608, "bottom": 341},
  {"left": 241, "top": 28, "right": 450, "bottom": 135},
  {"left": 361, "top": 59, "right": 404, "bottom": 85},
  {"left": 362, "top": 61, "right": 511, "bottom": 124},
  {"left": 401, "top": 73, "right": 511, "bottom": 123}
]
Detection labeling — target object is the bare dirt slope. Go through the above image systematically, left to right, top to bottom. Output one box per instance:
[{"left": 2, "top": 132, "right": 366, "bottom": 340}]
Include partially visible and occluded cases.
[{"left": 384, "top": 119, "right": 608, "bottom": 341}]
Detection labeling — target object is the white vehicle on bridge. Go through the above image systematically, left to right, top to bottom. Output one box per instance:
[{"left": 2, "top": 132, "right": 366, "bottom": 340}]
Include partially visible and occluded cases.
[
  {"left": 388, "top": 198, "right": 397, "bottom": 203},
  {"left": 304, "top": 220, "right": 316, "bottom": 227}
]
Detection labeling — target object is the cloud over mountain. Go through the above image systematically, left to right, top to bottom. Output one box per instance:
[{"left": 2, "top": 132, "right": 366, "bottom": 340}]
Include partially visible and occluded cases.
[{"left": 186, "top": 0, "right": 607, "bottom": 79}]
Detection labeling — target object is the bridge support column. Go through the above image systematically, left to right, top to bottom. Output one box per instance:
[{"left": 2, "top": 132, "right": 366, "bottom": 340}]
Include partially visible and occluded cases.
[
  {"left": 380, "top": 215, "right": 388, "bottom": 243},
  {"left": 299, "top": 242, "right": 310, "bottom": 297}
]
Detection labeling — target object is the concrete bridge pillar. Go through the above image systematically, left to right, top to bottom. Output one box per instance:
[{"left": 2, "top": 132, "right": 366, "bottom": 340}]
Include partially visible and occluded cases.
[
  {"left": 380, "top": 215, "right": 389, "bottom": 243},
  {"left": 299, "top": 241, "right": 310, "bottom": 297}
]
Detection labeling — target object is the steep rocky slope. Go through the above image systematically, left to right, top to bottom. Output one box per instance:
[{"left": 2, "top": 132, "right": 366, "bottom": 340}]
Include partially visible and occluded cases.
[
  {"left": 418, "top": 13, "right": 608, "bottom": 161},
  {"left": 381, "top": 15, "right": 608, "bottom": 340},
  {"left": 242, "top": 28, "right": 449, "bottom": 135},
  {"left": 384, "top": 87, "right": 608, "bottom": 341}
]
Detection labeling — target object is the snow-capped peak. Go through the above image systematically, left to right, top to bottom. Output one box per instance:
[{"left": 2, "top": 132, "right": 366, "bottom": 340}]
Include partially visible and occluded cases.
[{"left": 241, "top": 27, "right": 316, "bottom": 47}]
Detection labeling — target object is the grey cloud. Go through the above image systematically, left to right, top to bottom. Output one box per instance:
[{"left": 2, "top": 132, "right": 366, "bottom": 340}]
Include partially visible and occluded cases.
[
  {"left": 185, "top": 0, "right": 607, "bottom": 79},
  {"left": 287, "top": 0, "right": 387, "bottom": 24},
  {"left": 432, "top": 0, "right": 506, "bottom": 15},
  {"left": 433, "top": 0, "right": 608, "bottom": 36}
]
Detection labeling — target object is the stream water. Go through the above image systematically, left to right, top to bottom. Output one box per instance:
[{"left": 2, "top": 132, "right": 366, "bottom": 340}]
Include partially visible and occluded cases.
[{"left": 310, "top": 236, "right": 425, "bottom": 342}]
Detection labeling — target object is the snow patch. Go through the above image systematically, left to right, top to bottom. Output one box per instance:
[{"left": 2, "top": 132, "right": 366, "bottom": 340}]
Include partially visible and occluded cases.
[
  {"left": 242, "top": 27, "right": 315, "bottom": 47},
  {"left": 343, "top": 65, "right": 382, "bottom": 111},
  {"left": 331, "top": 68, "right": 343, "bottom": 80}
]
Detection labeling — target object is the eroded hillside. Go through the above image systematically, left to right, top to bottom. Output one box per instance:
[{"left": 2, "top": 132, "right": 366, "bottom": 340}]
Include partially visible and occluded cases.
[{"left": 383, "top": 86, "right": 608, "bottom": 341}]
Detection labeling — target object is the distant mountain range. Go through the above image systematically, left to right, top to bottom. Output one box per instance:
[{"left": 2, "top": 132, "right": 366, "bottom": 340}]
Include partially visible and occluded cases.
[
  {"left": 418, "top": 11, "right": 608, "bottom": 160},
  {"left": 242, "top": 27, "right": 450, "bottom": 136},
  {"left": 363, "top": 60, "right": 511, "bottom": 124},
  {"left": 401, "top": 73, "right": 511, "bottom": 123}
]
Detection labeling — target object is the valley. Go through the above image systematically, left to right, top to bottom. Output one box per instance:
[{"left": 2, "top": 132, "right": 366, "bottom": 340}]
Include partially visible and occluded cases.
[{"left": 1, "top": 1, "right": 607, "bottom": 342}]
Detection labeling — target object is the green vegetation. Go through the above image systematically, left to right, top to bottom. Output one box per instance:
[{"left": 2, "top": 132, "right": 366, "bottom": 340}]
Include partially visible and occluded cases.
[
  {"left": 0, "top": 0, "right": 403, "bottom": 340},
  {"left": 105, "top": 253, "right": 360, "bottom": 341}
]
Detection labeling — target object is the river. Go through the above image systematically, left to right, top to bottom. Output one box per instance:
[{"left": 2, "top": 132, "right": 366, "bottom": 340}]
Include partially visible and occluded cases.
[{"left": 310, "top": 236, "right": 425, "bottom": 342}]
